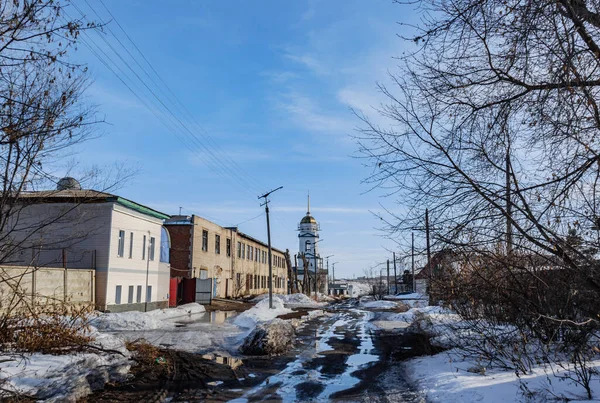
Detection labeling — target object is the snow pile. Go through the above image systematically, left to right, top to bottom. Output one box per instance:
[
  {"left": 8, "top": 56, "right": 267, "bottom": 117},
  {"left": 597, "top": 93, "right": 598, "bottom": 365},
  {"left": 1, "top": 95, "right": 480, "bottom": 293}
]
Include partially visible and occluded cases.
[
  {"left": 348, "top": 281, "right": 371, "bottom": 297},
  {"left": 252, "top": 293, "right": 326, "bottom": 308},
  {"left": 317, "top": 293, "right": 334, "bottom": 302},
  {"left": 384, "top": 293, "right": 429, "bottom": 307},
  {"left": 234, "top": 297, "right": 292, "bottom": 329},
  {"left": 359, "top": 298, "right": 399, "bottom": 309},
  {"left": 90, "top": 303, "right": 205, "bottom": 331},
  {"left": 240, "top": 318, "right": 296, "bottom": 356},
  {"left": 0, "top": 348, "right": 130, "bottom": 401}
]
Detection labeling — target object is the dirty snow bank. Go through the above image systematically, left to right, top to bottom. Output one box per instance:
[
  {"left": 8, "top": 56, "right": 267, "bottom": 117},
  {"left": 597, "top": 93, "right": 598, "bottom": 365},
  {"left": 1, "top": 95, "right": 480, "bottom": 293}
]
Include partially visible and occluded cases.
[
  {"left": 348, "top": 281, "right": 371, "bottom": 297},
  {"left": 252, "top": 293, "right": 326, "bottom": 308},
  {"left": 384, "top": 293, "right": 429, "bottom": 307},
  {"left": 234, "top": 297, "right": 292, "bottom": 329},
  {"left": 359, "top": 297, "right": 399, "bottom": 309},
  {"left": 90, "top": 303, "right": 205, "bottom": 331},
  {"left": 374, "top": 305, "right": 600, "bottom": 401},
  {"left": 239, "top": 318, "right": 296, "bottom": 356},
  {"left": 0, "top": 332, "right": 130, "bottom": 402},
  {"left": 406, "top": 349, "right": 600, "bottom": 402}
]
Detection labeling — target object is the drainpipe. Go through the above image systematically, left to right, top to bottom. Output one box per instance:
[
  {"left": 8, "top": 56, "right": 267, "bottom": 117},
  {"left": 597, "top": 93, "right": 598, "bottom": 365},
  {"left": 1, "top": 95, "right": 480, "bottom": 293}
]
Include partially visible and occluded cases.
[{"left": 144, "top": 230, "right": 150, "bottom": 312}]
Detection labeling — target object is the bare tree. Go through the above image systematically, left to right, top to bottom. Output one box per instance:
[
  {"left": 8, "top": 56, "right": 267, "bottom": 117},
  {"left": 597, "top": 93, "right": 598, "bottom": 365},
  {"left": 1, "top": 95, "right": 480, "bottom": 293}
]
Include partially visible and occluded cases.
[
  {"left": 0, "top": 0, "right": 107, "bottom": 354},
  {"left": 357, "top": 0, "right": 600, "bottom": 397}
]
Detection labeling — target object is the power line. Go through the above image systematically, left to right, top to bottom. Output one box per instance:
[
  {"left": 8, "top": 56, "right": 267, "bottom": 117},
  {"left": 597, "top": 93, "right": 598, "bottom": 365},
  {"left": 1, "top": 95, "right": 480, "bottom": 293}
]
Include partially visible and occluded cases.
[
  {"left": 96, "top": 0, "right": 266, "bottom": 193},
  {"left": 76, "top": 1, "right": 267, "bottom": 198},
  {"left": 63, "top": 9, "right": 246, "bottom": 198}
]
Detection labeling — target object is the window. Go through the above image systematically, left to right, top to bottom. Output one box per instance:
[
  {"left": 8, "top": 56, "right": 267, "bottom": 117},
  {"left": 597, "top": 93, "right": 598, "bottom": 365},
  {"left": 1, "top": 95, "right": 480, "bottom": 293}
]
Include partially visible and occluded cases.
[
  {"left": 117, "top": 230, "right": 125, "bottom": 257},
  {"left": 202, "top": 230, "right": 208, "bottom": 252},
  {"left": 129, "top": 232, "right": 134, "bottom": 259},
  {"left": 215, "top": 234, "right": 221, "bottom": 254},
  {"left": 142, "top": 235, "right": 147, "bottom": 260},
  {"left": 149, "top": 237, "right": 156, "bottom": 261},
  {"left": 226, "top": 238, "right": 231, "bottom": 257},
  {"left": 305, "top": 240, "right": 312, "bottom": 251},
  {"left": 237, "top": 242, "right": 241, "bottom": 258},
  {"left": 242, "top": 243, "right": 246, "bottom": 259},
  {"left": 248, "top": 246, "right": 253, "bottom": 261},
  {"left": 256, "top": 249, "right": 259, "bottom": 262},
  {"left": 263, "top": 251, "right": 266, "bottom": 264},
  {"left": 199, "top": 269, "right": 208, "bottom": 280},
  {"left": 236, "top": 273, "right": 241, "bottom": 288},
  {"left": 115, "top": 285, "right": 122, "bottom": 304},
  {"left": 136, "top": 285, "right": 142, "bottom": 303},
  {"left": 146, "top": 285, "right": 152, "bottom": 302},
  {"left": 128, "top": 286, "right": 134, "bottom": 304}
]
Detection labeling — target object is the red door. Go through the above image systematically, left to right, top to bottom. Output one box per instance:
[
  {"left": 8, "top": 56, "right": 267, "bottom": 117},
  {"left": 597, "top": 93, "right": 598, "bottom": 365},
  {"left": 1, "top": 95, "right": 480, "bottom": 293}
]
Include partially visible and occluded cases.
[{"left": 169, "top": 278, "right": 180, "bottom": 307}]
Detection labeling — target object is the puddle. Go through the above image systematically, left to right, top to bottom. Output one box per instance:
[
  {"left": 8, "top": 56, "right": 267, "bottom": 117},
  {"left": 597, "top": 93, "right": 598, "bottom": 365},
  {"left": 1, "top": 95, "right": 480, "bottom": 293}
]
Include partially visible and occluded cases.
[
  {"left": 175, "top": 310, "right": 238, "bottom": 326},
  {"left": 202, "top": 353, "right": 243, "bottom": 369}
]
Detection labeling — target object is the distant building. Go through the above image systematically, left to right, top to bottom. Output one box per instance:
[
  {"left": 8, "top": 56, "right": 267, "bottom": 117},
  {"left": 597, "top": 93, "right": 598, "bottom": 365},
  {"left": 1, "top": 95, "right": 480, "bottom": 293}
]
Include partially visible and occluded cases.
[
  {"left": 4, "top": 179, "right": 171, "bottom": 312},
  {"left": 297, "top": 196, "right": 327, "bottom": 294},
  {"left": 164, "top": 215, "right": 288, "bottom": 300}
]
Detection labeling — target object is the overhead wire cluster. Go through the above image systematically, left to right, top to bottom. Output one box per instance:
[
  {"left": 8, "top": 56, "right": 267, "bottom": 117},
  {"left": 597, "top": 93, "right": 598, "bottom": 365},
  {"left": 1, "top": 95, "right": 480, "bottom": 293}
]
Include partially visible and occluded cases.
[
  {"left": 63, "top": 0, "right": 303, "bottom": 246},
  {"left": 65, "top": 0, "right": 268, "bottom": 205}
]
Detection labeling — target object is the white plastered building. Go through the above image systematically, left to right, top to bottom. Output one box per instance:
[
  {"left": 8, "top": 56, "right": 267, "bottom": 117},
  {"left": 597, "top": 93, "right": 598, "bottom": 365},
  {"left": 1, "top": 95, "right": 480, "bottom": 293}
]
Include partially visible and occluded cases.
[{"left": 5, "top": 179, "right": 171, "bottom": 312}]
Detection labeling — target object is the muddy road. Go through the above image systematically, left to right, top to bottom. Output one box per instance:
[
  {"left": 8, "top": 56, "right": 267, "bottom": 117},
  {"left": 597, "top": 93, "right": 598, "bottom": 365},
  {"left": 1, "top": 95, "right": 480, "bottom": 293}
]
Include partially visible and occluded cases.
[
  {"left": 84, "top": 300, "right": 430, "bottom": 402},
  {"left": 219, "top": 301, "right": 425, "bottom": 402}
]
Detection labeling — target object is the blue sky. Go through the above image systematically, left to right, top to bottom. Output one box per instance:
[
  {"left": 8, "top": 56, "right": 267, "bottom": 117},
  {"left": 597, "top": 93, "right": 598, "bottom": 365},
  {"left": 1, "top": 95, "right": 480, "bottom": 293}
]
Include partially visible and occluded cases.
[{"left": 63, "top": 0, "right": 417, "bottom": 278}]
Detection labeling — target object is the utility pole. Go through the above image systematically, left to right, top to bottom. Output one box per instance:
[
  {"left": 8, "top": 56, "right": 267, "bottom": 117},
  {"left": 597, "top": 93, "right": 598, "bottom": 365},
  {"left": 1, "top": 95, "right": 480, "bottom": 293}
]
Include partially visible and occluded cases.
[
  {"left": 506, "top": 141, "right": 513, "bottom": 256},
  {"left": 258, "top": 186, "right": 283, "bottom": 309},
  {"left": 425, "top": 208, "right": 431, "bottom": 274},
  {"left": 411, "top": 232, "right": 415, "bottom": 293},
  {"left": 311, "top": 239, "right": 323, "bottom": 300},
  {"left": 393, "top": 252, "right": 397, "bottom": 295},
  {"left": 313, "top": 253, "right": 318, "bottom": 299},
  {"left": 325, "top": 255, "right": 334, "bottom": 289},
  {"left": 386, "top": 259, "right": 390, "bottom": 295}
]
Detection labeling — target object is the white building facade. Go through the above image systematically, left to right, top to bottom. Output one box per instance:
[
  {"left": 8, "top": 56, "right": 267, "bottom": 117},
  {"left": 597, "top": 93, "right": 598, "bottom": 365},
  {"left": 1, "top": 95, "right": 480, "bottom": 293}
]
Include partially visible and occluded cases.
[{"left": 6, "top": 182, "right": 171, "bottom": 312}]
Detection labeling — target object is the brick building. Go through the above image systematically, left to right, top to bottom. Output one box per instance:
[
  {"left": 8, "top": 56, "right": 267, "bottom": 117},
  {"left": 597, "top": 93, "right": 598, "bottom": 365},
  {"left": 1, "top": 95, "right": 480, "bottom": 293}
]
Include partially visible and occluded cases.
[{"left": 164, "top": 215, "right": 288, "bottom": 298}]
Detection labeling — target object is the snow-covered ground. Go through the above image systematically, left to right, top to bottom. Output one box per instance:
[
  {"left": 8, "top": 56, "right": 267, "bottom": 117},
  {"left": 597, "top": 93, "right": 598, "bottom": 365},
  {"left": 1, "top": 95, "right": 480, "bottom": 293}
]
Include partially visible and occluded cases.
[
  {"left": 384, "top": 292, "right": 429, "bottom": 308},
  {"left": 251, "top": 293, "right": 326, "bottom": 308},
  {"left": 234, "top": 297, "right": 292, "bottom": 329},
  {"left": 359, "top": 298, "right": 399, "bottom": 309},
  {"left": 0, "top": 303, "right": 234, "bottom": 401},
  {"left": 374, "top": 304, "right": 600, "bottom": 402},
  {"left": 0, "top": 330, "right": 130, "bottom": 402},
  {"left": 406, "top": 350, "right": 600, "bottom": 402}
]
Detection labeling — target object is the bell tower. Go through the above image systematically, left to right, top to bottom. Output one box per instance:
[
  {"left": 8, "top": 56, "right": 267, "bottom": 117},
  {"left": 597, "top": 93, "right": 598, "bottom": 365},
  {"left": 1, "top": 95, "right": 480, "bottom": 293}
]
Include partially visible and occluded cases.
[{"left": 298, "top": 193, "right": 321, "bottom": 289}]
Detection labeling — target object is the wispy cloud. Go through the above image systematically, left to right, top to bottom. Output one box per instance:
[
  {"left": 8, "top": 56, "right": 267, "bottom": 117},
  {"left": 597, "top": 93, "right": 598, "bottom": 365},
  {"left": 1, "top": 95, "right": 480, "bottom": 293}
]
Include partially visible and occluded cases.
[
  {"left": 284, "top": 53, "right": 328, "bottom": 75},
  {"left": 87, "top": 83, "right": 144, "bottom": 110},
  {"left": 278, "top": 92, "right": 353, "bottom": 135},
  {"left": 274, "top": 205, "right": 370, "bottom": 214}
]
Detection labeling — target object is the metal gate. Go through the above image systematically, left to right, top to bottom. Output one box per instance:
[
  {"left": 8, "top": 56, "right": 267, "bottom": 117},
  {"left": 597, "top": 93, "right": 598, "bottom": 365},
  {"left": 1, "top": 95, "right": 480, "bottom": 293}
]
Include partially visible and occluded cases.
[{"left": 195, "top": 278, "right": 213, "bottom": 305}]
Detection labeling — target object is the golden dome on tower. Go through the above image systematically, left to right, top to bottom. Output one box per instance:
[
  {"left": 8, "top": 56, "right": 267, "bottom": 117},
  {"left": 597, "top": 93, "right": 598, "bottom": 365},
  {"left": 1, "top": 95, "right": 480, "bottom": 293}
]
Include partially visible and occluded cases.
[
  {"left": 300, "top": 193, "right": 317, "bottom": 224},
  {"left": 300, "top": 214, "right": 317, "bottom": 224}
]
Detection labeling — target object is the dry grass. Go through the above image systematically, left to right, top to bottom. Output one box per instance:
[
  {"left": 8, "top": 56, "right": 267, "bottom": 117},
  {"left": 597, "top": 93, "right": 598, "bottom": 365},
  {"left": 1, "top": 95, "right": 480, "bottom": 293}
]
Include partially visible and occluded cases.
[{"left": 0, "top": 301, "right": 95, "bottom": 354}]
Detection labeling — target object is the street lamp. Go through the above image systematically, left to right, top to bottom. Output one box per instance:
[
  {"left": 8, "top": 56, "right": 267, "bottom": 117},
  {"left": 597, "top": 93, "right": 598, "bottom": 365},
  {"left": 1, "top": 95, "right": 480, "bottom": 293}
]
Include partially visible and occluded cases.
[
  {"left": 325, "top": 255, "right": 334, "bottom": 286},
  {"left": 331, "top": 262, "right": 339, "bottom": 283}
]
